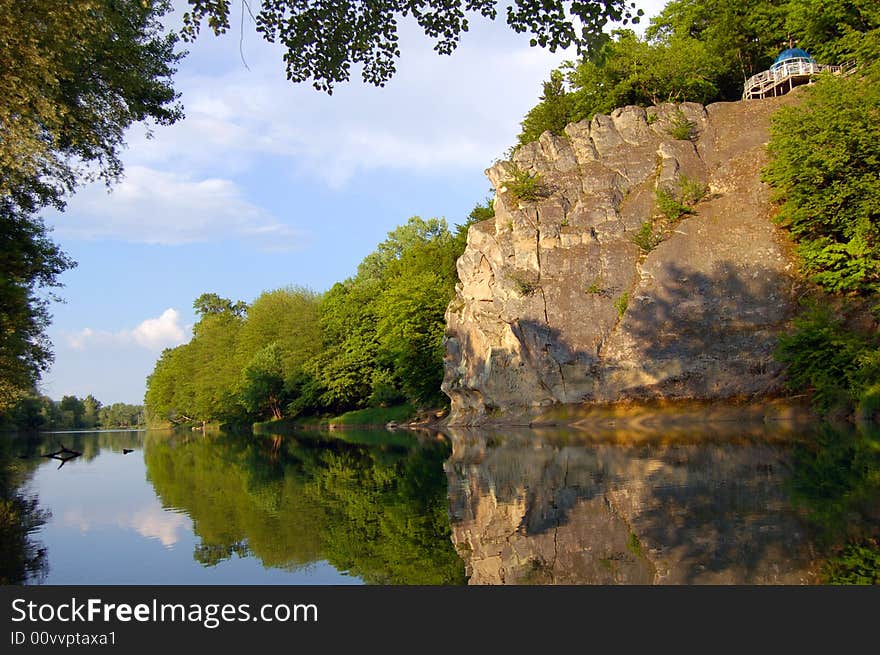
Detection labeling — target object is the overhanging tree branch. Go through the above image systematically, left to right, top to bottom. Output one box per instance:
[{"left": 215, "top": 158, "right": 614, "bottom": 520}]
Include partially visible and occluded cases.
[{"left": 182, "top": 0, "right": 643, "bottom": 92}]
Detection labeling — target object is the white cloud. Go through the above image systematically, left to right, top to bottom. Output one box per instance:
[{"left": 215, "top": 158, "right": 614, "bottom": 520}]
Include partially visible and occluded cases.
[
  {"left": 130, "top": 1, "right": 668, "bottom": 188},
  {"left": 50, "top": 4, "right": 672, "bottom": 245},
  {"left": 117, "top": 19, "right": 579, "bottom": 188},
  {"left": 50, "top": 21, "right": 575, "bottom": 244},
  {"left": 54, "top": 166, "right": 306, "bottom": 249},
  {"left": 65, "top": 308, "right": 190, "bottom": 352},
  {"left": 131, "top": 308, "right": 189, "bottom": 350}
]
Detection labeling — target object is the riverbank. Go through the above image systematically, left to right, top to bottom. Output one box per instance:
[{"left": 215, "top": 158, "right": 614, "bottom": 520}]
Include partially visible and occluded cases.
[
  {"left": 252, "top": 396, "right": 830, "bottom": 441},
  {"left": 252, "top": 403, "right": 440, "bottom": 433}
]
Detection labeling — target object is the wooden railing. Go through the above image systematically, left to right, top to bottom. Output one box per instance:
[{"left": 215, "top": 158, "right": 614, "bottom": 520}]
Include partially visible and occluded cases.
[{"left": 742, "top": 58, "right": 853, "bottom": 100}]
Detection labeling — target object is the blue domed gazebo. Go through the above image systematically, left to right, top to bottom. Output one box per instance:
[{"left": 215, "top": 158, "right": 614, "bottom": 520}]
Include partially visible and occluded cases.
[
  {"left": 743, "top": 46, "right": 845, "bottom": 100},
  {"left": 770, "top": 47, "right": 815, "bottom": 71}
]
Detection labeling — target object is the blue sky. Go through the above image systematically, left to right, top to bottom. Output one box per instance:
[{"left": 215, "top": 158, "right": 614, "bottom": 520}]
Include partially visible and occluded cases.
[{"left": 40, "top": 1, "right": 666, "bottom": 405}]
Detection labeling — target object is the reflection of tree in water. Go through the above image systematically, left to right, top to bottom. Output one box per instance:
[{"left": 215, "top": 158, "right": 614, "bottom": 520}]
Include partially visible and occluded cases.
[
  {"left": 786, "top": 422, "right": 880, "bottom": 583},
  {"left": 0, "top": 429, "right": 165, "bottom": 584},
  {"left": 144, "top": 429, "right": 466, "bottom": 584},
  {"left": 10, "top": 430, "right": 145, "bottom": 464},
  {"left": 0, "top": 435, "right": 50, "bottom": 584},
  {"left": 195, "top": 541, "right": 250, "bottom": 566}
]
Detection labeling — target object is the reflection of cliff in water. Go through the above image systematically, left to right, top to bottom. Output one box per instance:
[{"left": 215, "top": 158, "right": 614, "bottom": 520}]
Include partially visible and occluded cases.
[{"left": 444, "top": 429, "right": 822, "bottom": 584}]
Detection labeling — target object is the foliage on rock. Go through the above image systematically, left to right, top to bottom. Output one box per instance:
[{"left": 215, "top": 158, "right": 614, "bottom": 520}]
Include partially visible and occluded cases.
[{"left": 515, "top": 0, "right": 880, "bottom": 148}]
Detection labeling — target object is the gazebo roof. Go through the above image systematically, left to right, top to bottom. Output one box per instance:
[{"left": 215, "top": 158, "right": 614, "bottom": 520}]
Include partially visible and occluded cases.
[{"left": 771, "top": 48, "right": 814, "bottom": 69}]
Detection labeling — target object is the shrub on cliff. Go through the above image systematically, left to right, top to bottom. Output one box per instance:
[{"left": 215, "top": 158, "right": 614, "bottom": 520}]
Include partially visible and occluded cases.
[
  {"left": 764, "top": 29, "right": 880, "bottom": 419},
  {"left": 763, "top": 56, "right": 880, "bottom": 295},
  {"left": 518, "top": 70, "right": 579, "bottom": 145},
  {"left": 505, "top": 167, "right": 551, "bottom": 202},
  {"left": 654, "top": 175, "right": 706, "bottom": 222},
  {"left": 775, "top": 301, "right": 880, "bottom": 415}
]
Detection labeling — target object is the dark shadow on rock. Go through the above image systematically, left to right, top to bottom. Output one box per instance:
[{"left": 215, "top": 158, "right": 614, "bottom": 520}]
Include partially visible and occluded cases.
[
  {"left": 444, "top": 260, "right": 802, "bottom": 422},
  {"left": 606, "top": 260, "right": 800, "bottom": 397}
]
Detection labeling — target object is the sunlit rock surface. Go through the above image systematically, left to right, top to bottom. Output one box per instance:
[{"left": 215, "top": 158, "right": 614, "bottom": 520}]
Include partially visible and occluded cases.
[{"left": 443, "top": 96, "right": 805, "bottom": 425}]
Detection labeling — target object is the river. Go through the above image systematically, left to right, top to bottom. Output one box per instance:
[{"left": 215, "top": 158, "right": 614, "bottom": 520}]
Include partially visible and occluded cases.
[{"left": 2, "top": 422, "right": 877, "bottom": 584}]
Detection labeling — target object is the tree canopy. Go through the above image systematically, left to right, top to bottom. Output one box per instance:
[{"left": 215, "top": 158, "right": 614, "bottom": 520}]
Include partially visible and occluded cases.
[
  {"left": 0, "top": 0, "right": 184, "bottom": 413},
  {"left": 0, "top": 0, "right": 183, "bottom": 209},
  {"left": 182, "top": 0, "right": 643, "bottom": 92},
  {"left": 516, "top": 0, "right": 880, "bottom": 146},
  {"left": 764, "top": 29, "right": 880, "bottom": 421},
  {"left": 763, "top": 44, "right": 880, "bottom": 295},
  {"left": 144, "top": 202, "right": 492, "bottom": 426},
  {"left": 0, "top": 211, "right": 74, "bottom": 411},
  {"left": 146, "top": 293, "right": 251, "bottom": 424},
  {"left": 2, "top": 392, "right": 145, "bottom": 431}
]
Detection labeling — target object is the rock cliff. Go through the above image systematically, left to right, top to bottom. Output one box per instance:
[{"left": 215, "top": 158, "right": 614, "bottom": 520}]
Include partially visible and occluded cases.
[{"left": 443, "top": 96, "right": 805, "bottom": 425}]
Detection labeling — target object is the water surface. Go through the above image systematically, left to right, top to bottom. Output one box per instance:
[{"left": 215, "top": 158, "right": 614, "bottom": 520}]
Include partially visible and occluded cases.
[{"left": 2, "top": 423, "right": 877, "bottom": 585}]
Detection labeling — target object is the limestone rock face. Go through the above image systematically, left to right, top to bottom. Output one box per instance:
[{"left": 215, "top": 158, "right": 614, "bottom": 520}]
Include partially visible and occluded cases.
[{"left": 443, "top": 97, "right": 804, "bottom": 425}]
